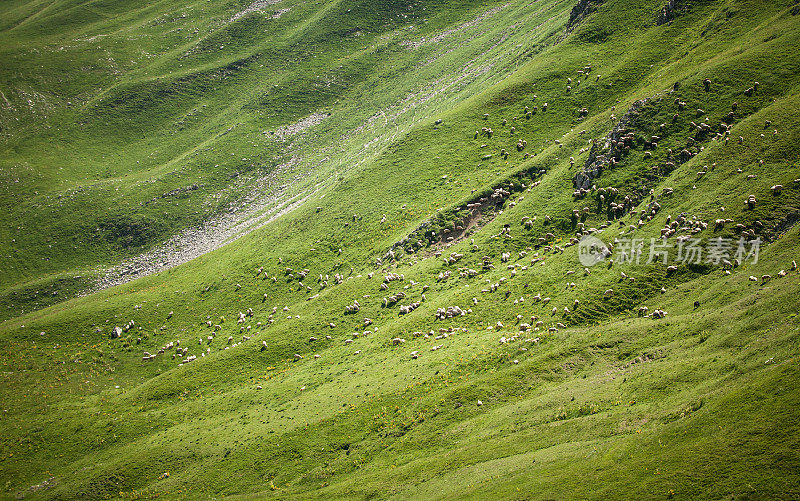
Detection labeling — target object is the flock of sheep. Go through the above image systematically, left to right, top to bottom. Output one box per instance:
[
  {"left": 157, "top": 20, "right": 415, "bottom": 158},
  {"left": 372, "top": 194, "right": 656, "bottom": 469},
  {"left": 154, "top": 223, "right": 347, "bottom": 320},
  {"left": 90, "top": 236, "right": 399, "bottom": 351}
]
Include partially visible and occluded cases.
[{"left": 106, "top": 76, "right": 799, "bottom": 380}]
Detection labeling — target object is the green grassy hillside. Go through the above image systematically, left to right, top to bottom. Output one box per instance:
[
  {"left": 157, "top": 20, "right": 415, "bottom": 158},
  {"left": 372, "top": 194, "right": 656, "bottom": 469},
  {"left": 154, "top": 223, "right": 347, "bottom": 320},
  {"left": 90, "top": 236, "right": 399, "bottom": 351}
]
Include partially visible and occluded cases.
[{"left": 1, "top": 0, "right": 799, "bottom": 499}]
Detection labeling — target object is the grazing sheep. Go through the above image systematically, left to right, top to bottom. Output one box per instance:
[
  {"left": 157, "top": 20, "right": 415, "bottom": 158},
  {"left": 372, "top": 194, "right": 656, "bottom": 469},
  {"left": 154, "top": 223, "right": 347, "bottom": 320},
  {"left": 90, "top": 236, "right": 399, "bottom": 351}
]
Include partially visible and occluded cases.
[
  {"left": 460, "top": 268, "right": 479, "bottom": 278},
  {"left": 384, "top": 272, "right": 404, "bottom": 283},
  {"left": 383, "top": 292, "right": 406, "bottom": 306},
  {"left": 398, "top": 302, "right": 420, "bottom": 315},
  {"left": 435, "top": 306, "right": 465, "bottom": 319}
]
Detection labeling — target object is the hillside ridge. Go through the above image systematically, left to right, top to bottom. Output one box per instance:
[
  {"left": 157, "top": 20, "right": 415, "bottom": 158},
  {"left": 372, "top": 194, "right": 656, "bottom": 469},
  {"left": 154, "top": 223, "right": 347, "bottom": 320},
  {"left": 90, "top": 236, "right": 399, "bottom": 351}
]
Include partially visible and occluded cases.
[{"left": 1, "top": 0, "right": 799, "bottom": 499}]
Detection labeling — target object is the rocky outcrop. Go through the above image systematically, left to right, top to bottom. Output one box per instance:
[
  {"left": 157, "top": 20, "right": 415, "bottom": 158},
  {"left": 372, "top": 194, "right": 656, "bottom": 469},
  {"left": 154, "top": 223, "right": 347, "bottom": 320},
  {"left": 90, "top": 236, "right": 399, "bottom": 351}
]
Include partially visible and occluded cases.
[
  {"left": 566, "top": 0, "right": 605, "bottom": 33},
  {"left": 656, "top": 0, "right": 677, "bottom": 25},
  {"left": 573, "top": 99, "right": 649, "bottom": 189}
]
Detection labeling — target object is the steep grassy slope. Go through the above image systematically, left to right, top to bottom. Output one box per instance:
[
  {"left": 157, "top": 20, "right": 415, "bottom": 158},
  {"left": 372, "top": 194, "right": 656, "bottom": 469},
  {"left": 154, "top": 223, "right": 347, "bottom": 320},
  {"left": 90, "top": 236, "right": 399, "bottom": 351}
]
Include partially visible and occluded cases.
[
  {"left": 0, "top": 0, "right": 565, "bottom": 319},
  {"left": 1, "top": 0, "right": 800, "bottom": 499}
]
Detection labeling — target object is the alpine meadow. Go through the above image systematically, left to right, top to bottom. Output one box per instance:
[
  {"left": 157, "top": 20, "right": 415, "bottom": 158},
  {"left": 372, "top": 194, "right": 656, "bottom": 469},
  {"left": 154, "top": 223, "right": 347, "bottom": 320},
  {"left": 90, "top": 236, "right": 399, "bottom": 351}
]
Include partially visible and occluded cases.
[{"left": 1, "top": 0, "right": 800, "bottom": 499}]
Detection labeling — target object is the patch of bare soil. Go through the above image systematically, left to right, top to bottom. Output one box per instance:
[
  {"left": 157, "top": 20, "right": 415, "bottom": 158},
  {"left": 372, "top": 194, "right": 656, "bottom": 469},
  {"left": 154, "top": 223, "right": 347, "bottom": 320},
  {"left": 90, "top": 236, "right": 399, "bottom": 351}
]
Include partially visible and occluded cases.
[{"left": 425, "top": 198, "right": 498, "bottom": 255}]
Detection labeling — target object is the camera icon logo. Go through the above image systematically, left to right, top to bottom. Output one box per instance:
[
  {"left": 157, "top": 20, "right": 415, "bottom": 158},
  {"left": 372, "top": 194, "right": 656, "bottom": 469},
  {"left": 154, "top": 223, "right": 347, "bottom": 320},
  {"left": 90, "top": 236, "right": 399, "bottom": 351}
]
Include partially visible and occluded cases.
[{"left": 578, "top": 235, "right": 610, "bottom": 267}]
